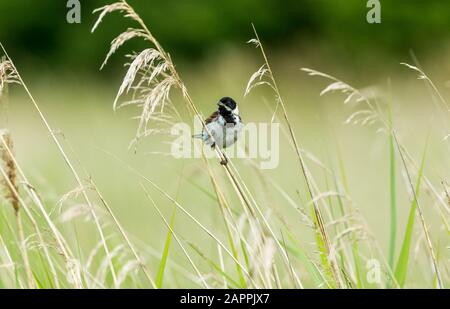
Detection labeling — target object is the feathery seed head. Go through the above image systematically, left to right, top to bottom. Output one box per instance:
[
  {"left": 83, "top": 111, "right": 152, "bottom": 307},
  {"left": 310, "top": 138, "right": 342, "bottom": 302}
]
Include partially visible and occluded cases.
[
  {"left": 93, "top": 2, "right": 180, "bottom": 148},
  {"left": 0, "top": 58, "right": 20, "bottom": 99},
  {"left": 0, "top": 129, "right": 19, "bottom": 213}
]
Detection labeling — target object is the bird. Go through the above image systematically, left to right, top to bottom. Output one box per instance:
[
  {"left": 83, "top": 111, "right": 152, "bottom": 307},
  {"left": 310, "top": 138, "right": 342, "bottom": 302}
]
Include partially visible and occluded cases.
[{"left": 193, "top": 97, "right": 243, "bottom": 164}]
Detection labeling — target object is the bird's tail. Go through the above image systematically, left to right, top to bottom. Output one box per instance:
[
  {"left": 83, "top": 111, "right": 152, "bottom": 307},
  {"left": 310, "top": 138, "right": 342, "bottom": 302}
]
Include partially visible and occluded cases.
[{"left": 192, "top": 133, "right": 203, "bottom": 139}]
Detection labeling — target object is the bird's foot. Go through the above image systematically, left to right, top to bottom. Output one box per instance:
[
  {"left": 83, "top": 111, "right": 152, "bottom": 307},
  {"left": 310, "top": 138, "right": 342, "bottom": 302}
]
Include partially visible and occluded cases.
[{"left": 220, "top": 158, "right": 228, "bottom": 166}]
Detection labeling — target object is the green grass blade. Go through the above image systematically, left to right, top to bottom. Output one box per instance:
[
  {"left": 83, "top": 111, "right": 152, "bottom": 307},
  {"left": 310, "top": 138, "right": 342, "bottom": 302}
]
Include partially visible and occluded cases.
[
  {"left": 394, "top": 139, "right": 428, "bottom": 287},
  {"left": 335, "top": 140, "right": 364, "bottom": 288},
  {"left": 334, "top": 178, "right": 364, "bottom": 288},
  {"left": 156, "top": 208, "right": 176, "bottom": 288},
  {"left": 284, "top": 232, "right": 327, "bottom": 288},
  {"left": 234, "top": 238, "right": 248, "bottom": 288},
  {"left": 352, "top": 243, "right": 364, "bottom": 288},
  {"left": 37, "top": 251, "right": 55, "bottom": 288},
  {"left": 33, "top": 270, "right": 44, "bottom": 289}
]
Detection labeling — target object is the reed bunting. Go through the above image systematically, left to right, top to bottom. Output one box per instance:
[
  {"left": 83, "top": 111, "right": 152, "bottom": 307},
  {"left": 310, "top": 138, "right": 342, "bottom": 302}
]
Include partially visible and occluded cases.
[{"left": 193, "top": 97, "right": 243, "bottom": 163}]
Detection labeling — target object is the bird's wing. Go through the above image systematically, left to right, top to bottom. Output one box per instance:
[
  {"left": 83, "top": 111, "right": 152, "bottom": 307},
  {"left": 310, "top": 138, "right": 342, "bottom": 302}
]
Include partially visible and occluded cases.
[{"left": 205, "top": 111, "right": 219, "bottom": 124}]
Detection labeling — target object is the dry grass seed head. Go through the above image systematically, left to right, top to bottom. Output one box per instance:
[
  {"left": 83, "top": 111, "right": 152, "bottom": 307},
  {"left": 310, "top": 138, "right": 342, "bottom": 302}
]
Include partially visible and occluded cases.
[
  {"left": 91, "top": 2, "right": 140, "bottom": 34},
  {"left": 93, "top": 3, "right": 178, "bottom": 146},
  {"left": 100, "top": 28, "right": 148, "bottom": 70},
  {"left": 301, "top": 67, "right": 387, "bottom": 132},
  {"left": 0, "top": 130, "right": 19, "bottom": 213}
]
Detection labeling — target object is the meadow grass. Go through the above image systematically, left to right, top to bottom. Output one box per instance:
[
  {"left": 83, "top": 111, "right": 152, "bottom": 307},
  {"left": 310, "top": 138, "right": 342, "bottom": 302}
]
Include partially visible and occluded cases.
[{"left": 0, "top": 0, "right": 448, "bottom": 288}]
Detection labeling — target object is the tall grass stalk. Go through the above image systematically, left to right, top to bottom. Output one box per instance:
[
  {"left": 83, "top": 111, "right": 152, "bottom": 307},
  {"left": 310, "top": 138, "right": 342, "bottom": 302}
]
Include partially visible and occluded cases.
[
  {"left": 93, "top": 0, "right": 307, "bottom": 288},
  {"left": 248, "top": 25, "right": 342, "bottom": 287},
  {"left": 0, "top": 43, "right": 117, "bottom": 287},
  {"left": 301, "top": 65, "right": 444, "bottom": 288},
  {"left": 2, "top": 69, "right": 61, "bottom": 287},
  {"left": 0, "top": 132, "right": 82, "bottom": 287},
  {"left": 393, "top": 133, "right": 443, "bottom": 288},
  {"left": 394, "top": 138, "right": 428, "bottom": 287},
  {"left": 108, "top": 153, "right": 257, "bottom": 286},
  {"left": 90, "top": 179, "right": 156, "bottom": 288},
  {"left": 141, "top": 187, "right": 209, "bottom": 288}
]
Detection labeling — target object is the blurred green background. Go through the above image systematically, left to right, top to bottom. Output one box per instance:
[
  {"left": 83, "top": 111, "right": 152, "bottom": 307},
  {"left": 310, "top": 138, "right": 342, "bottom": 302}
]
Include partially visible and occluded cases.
[{"left": 1, "top": 0, "right": 450, "bottom": 76}]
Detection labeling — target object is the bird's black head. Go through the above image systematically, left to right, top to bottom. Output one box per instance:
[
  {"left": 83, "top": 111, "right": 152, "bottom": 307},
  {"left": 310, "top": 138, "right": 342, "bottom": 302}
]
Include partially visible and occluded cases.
[{"left": 218, "top": 97, "right": 237, "bottom": 111}]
